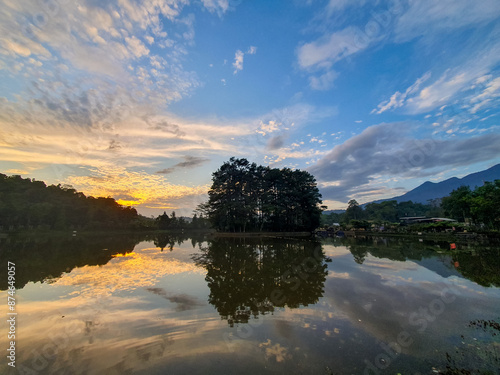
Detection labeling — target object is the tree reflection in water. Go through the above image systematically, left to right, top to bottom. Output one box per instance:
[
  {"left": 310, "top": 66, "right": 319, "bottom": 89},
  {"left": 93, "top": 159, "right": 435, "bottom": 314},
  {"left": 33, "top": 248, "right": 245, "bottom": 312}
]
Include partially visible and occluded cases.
[
  {"left": 329, "top": 236, "right": 500, "bottom": 287},
  {"left": 193, "top": 237, "right": 329, "bottom": 326}
]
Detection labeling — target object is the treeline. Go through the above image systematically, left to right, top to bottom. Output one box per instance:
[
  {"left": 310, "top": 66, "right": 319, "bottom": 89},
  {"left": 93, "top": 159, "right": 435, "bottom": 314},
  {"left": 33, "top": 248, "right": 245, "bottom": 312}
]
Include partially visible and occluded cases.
[
  {"left": 198, "top": 158, "right": 325, "bottom": 232},
  {"left": 0, "top": 174, "right": 140, "bottom": 230},
  {"left": 322, "top": 180, "right": 500, "bottom": 231},
  {"left": 441, "top": 180, "right": 500, "bottom": 230},
  {"left": 322, "top": 199, "right": 440, "bottom": 228},
  {"left": 155, "top": 211, "right": 210, "bottom": 231}
]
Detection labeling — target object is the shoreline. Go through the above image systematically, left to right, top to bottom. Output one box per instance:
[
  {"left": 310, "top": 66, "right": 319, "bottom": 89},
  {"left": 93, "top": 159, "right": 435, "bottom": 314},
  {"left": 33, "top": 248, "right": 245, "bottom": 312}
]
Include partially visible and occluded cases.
[{"left": 210, "top": 231, "right": 312, "bottom": 238}]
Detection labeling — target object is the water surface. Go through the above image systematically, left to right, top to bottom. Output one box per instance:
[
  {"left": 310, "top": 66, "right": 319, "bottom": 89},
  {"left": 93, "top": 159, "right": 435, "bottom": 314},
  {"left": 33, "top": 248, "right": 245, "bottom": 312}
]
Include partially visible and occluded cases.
[{"left": 1, "top": 234, "right": 499, "bottom": 374}]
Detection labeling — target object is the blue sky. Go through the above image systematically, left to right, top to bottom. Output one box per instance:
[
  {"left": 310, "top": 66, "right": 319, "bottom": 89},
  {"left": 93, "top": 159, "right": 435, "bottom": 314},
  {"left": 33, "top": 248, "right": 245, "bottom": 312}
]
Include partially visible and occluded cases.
[{"left": 1, "top": 0, "right": 499, "bottom": 216}]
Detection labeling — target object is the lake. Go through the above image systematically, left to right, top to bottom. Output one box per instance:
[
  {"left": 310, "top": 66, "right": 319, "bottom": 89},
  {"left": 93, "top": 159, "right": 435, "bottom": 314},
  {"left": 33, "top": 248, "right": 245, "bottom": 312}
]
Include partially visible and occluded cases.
[{"left": 1, "top": 233, "right": 499, "bottom": 374}]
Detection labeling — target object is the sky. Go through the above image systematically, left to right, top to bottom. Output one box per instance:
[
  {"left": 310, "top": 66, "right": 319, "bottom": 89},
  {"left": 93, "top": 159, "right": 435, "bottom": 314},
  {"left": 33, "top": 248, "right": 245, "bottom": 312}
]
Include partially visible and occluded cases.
[{"left": 1, "top": 0, "right": 499, "bottom": 217}]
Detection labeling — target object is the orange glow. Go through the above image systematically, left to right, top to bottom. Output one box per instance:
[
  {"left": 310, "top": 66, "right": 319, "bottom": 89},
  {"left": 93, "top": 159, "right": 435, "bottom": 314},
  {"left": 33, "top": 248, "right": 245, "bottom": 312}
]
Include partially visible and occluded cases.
[
  {"left": 65, "top": 165, "right": 209, "bottom": 210},
  {"left": 116, "top": 199, "right": 142, "bottom": 206},
  {"left": 54, "top": 247, "right": 205, "bottom": 297}
]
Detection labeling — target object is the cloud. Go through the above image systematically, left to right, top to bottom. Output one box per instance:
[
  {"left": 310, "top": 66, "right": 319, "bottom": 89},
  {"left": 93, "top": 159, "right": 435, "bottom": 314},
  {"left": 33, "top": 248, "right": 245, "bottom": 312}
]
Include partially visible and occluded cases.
[
  {"left": 0, "top": 0, "right": 200, "bottom": 117},
  {"left": 201, "top": 0, "right": 230, "bottom": 16},
  {"left": 325, "top": 0, "right": 366, "bottom": 15},
  {"left": 394, "top": 0, "right": 500, "bottom": 43},
  {"left": 297, "top": 27, "right": 369, "bottom": 71},
  {"left": 373, "top": 28, "right": 500, "bottom": 115},
  {"left": 125, "top": 36, "right": 150, "bottom": 58},
  {"left": 232, "top": 46, "right": 257, "bottom": 74},
  {"left": 247, "top": 46, "right": 257, "bottom": 55},
  {"left": 233, "top": 50, "right": 245, "bottom": 74},
  {"left": 309, "top": 70, "right": 338, "bottom": 91},
  {"left": 372, "top": 72, "right": 431, "bottom": 114},
  {"left": 469, "top": 77, "right": 500, "bottom": 114},
  {"left": 147, "top": 120, "right": 186, "bottom": 137},
  {"left": 257, "top": 120, "right": 280, "bottom": 136},
  {"left": 308, "top": 122, "right": 500, "bottom": 202},
  {"left": 266, "top": 135, "right": 286, "bottom": 150},
  {"left": 156, "top": 156, "right": 209, "bottom": 174},
  {"left": 66, "top": 165, "right": 210, "bottom": 209},
  {"left": 146, "top": 288, "right": 204, "bottom": 311}
]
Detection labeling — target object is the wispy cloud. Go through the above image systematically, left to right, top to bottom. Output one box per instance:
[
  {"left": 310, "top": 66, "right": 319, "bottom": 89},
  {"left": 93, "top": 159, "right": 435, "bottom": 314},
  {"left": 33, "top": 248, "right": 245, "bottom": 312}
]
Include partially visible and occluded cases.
[
  {"left": 201, "top": 0, "right": 230, "bottom": 16},
  {"left": 394, "top": 0, "right": 500, "bottom": 43},
  {"left": 297, "top": 27, "right": 368, "bottom": 71},
  {"left": 247, "top": 46, "right": 258, "bottom": 55},
  {"left": 309, "top": 70, "right": 338, "bottom": 91},
  {"left": 372, "top": 73, "right": 431, "bottom": 114},
  {"left": 156, "top": 156, "right": 209, "bottom": 174}
]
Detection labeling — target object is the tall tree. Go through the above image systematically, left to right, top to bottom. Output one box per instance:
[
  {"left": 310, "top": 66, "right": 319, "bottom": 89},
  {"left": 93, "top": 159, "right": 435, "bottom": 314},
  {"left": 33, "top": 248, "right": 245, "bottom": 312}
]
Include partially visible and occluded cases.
[{"left": 345, "top": 199, "right": 363, "bottom": 221}]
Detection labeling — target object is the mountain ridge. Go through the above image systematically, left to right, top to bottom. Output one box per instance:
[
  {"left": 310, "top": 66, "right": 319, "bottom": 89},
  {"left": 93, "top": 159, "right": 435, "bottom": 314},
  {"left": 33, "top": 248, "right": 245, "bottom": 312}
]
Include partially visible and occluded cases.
[{"left": 369, "top": 163, "right": 500, "bottom": 206}]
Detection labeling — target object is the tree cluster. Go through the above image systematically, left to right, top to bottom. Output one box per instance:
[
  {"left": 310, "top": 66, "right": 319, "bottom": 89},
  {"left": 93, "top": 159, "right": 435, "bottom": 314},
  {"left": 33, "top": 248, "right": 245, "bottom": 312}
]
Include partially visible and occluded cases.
[
  {"left": 198, "top": 158, "right": 325, "bottom": 232},
  {"left": 0, "top": 174, "right": 140, "bottom": 230},
  {"left": 442, "top": 180, "right": 500, "bottom": 230},
  {"left": 155, "top": 211, "right": 210, "bottom": 231}
]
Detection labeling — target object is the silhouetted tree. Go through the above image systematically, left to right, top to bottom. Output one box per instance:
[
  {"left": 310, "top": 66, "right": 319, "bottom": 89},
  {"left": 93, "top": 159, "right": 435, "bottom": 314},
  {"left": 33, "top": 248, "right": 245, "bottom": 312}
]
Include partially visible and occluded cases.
[{"left": 200, "top": 158, "right": 324, "bottom": 232}]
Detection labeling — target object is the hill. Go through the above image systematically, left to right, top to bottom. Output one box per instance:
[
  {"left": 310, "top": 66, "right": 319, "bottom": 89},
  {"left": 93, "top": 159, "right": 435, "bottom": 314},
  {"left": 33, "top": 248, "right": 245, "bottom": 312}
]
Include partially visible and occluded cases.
[{"left": 0, "top": 173, "right": 140, "bottom": 231}]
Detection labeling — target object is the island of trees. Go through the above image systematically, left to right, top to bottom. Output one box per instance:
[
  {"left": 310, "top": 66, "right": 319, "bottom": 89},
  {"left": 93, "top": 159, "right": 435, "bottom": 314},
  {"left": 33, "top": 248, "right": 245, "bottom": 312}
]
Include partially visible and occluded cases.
[{"left": 196, "top": 158, "right": 325, "bottom": 232}]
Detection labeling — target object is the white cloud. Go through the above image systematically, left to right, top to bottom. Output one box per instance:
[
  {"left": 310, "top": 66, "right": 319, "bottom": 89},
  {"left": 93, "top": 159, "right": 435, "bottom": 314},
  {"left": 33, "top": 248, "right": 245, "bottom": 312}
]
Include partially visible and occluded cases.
[
  {"left": 201, "top": 0, "right": 230, "bottom": 16},
  {"left": 325, "top": 0, "right": 366, "bottom": 15},
  {"left": 394, "top": 0, "right": 500, "bottom": 43},
  {"left": 297, "top": 27, "right": 369, "bottom": 71},
  {"left": 373, "top": 27, "right": 500, "bottom": 115},
  {"left": 125, "top": 36, "right": 150, "bottom": 58},
  {"left": 232, "top": 46, "right": 257, "bottom": 74},
  {"left": 247, "top": 46, "right": 257, "bottom": 54},
  {"left": 232, "top": 50, "right": 244, "bottom": 74},
  {"left": 309, "top": 70, "right": 338, "bottom": 91},
  {"left": 372, "top": 72, "right": 431, "bottom": 114},
  {"left": 468, "top": 77, "right": 500, "bottom": 114},
  {"left": 257, "top": 120, "right": 280, "bottom": 136}
]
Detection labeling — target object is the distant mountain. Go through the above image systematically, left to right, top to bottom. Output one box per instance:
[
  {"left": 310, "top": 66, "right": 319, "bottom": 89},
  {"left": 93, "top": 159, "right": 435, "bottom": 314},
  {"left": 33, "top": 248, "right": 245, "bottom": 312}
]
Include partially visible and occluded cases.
[
  {"left": 371, "top": 163, "right": 500, "bottom": 205},
  {"left": 323, "top": 209, "right": 345, "bottom": 215}
]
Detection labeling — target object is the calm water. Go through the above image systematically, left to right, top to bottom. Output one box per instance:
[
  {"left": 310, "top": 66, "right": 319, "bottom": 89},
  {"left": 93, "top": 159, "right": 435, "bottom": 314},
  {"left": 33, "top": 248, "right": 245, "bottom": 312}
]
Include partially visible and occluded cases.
[{"left": 1, "top": 233, "right": 499, "bottom": 374}]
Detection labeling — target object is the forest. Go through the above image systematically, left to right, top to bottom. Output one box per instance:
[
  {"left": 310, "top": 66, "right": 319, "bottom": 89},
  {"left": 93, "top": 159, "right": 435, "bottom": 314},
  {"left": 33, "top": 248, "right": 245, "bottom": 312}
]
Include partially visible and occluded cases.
[
  {"left": 197, "top": 158, "right": 325, "bottom": 232},
  {"left": 0, "top": 173, "right": 140, "bottom": 230}
]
